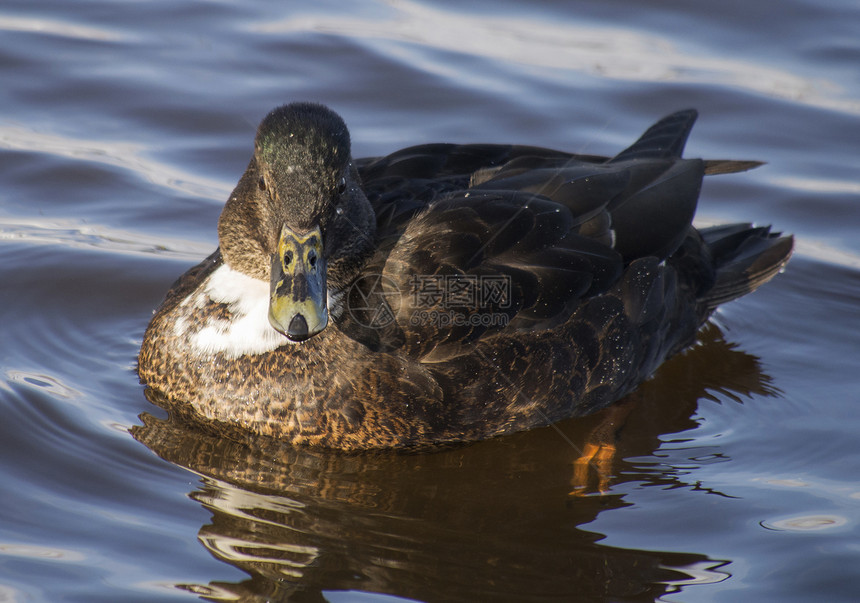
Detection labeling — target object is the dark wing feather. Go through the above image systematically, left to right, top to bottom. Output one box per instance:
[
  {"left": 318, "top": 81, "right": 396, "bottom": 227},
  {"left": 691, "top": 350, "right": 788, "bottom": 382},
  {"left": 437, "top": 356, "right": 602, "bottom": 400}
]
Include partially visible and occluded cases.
[
  {"left": 603, "top": 109, "right": 706, "bottom": 261},
  {"left": 610, "top": 109, "right": 698, "bottom": 162},
  {"left": 344, "top": 110, "right": 742, "bottom": 360},
  {"left": 357, "top": 143, "right": 609, "bottom": 232},
  {"left": 357, "top": 143, "right": 578, "bottom": 182},
  {"left": 607, "top": 158, "right": 704, "bottom": 261},
  {"left": 366, "top": 191, "right": 622, "bottom": 361}
]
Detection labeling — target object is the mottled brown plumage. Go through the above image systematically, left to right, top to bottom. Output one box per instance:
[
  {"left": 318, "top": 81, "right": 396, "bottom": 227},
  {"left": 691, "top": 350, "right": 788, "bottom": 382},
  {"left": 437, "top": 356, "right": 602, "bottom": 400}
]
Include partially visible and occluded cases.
[{"left": 138, "top": 104, "right": 792, "bottom": 450}]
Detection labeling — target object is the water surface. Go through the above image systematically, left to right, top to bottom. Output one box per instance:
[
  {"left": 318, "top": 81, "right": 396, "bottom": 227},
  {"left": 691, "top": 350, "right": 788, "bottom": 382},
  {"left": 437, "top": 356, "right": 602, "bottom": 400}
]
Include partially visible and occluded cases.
[{"left": 2, "top": 1, "right": 859, "bottom": 601}]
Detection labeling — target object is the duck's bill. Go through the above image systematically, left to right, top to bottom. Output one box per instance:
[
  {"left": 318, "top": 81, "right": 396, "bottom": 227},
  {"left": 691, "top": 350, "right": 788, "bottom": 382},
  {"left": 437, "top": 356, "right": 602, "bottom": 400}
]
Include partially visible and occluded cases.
[{"left": 268, "top": 224, "right": 328, "bottom": 342}]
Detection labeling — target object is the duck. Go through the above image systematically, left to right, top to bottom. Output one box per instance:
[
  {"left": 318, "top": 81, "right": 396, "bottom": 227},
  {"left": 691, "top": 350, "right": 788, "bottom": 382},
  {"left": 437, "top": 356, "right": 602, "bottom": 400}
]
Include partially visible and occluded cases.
[{"left": 138, "top": 103, "right": 793, "bottom": 450}]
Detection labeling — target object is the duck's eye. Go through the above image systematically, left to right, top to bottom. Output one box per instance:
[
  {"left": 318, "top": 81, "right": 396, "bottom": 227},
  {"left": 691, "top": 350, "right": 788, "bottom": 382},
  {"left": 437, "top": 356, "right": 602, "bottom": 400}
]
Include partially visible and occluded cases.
[
  {"left": 258, "top": 176, "right": 267, "bottom": 191},
  {"left": 337, "top": 177, "right": 347, "bottom": 195},
  {"left": 283, "top": 250, "right": 293, "bottom": 266},
  {"left": 307, "top": 250, "right": 317, "bottom": 268}
]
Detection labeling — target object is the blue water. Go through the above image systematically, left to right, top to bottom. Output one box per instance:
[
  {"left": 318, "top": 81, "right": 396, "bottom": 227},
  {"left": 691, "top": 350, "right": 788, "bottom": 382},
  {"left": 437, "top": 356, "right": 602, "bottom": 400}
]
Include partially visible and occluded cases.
[{"left": 2, "top": 1, "right": 859, "bottom": 601}]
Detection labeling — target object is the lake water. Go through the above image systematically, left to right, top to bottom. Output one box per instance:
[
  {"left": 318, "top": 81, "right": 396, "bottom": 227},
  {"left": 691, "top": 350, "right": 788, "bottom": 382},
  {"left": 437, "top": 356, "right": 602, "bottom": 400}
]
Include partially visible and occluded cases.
[{"left": 2, "top": 1, "right": 859, "bottom": 601}]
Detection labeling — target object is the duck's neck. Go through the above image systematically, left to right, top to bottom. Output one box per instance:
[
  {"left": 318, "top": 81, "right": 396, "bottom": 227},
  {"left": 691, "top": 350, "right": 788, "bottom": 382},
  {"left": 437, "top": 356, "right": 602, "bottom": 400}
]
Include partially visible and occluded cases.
[{"left": 325, "top": 194, "right": 377, "bottom": 293}]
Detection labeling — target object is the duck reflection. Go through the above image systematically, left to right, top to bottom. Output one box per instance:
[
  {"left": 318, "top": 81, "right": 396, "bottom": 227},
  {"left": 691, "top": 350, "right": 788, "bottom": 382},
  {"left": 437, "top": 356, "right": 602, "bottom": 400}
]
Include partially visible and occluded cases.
[{"left": 133, "top": 323, "right": 774, "bottom": 602}]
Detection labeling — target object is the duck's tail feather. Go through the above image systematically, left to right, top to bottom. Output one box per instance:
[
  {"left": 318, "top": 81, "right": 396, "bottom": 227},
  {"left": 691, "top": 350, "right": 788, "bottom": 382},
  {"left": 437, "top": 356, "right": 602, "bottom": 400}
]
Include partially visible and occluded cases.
[
  {"left": 610, "top": 109, "right": 698, "bottom": 162},
  {"left": 609, "top": 112, "right": 765, "bottom": 175},
  {"left": 703, "top": 159, "right": 764, "bottom": 175},
  {"left": 700, "top": 223, "right": 794, "bottom": 311}
]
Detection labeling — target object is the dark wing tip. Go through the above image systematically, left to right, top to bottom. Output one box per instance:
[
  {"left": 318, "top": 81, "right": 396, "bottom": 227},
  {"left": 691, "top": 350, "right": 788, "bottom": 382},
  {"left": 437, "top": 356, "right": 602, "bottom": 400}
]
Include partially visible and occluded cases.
[{"left": 610, "top": 109, "right": 699, "bottom": 163}]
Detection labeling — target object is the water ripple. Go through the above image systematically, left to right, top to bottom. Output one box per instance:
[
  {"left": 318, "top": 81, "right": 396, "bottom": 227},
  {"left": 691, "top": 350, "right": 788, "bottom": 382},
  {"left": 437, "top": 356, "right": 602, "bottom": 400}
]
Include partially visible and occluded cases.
[
  {"left": 252, "top": 0, "right": 860, "bottom": 115},
  {"left": 0, "top": 14, "right": 125, "bottom": 41},
  {"left": 0, "top": 124, "right": 231, "bottom": 200},
  {"left": 0, "top": 216, "right": 210, "bottom": 260},
  {"left": 3, "top": 370, "right": 81, "bottom": 400},
  {"left": 761, "top": 514, "right": 849, "bottom": 532},
  {"left": 0, "top": 542, "right": 85, "bottom": 562}
]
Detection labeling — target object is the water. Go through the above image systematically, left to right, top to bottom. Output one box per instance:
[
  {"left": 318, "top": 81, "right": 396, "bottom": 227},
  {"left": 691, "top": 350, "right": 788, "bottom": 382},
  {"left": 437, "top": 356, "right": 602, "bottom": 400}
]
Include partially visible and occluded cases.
[{"left": 2, "top": 0, "right": 859, "bottom": 601}]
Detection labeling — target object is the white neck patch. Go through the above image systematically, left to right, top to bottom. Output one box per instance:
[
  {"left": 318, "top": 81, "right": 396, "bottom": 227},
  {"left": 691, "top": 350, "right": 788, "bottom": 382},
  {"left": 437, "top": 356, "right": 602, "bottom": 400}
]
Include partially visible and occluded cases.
[{"left": 187, "top": 264, "right": 289, "bottom": 359}]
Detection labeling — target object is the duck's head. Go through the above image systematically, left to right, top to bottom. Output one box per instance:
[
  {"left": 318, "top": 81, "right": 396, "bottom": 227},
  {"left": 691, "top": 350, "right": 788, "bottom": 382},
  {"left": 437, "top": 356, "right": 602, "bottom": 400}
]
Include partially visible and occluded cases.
[{"left": 217, "top": 103, "right": 376, "bottom": 342}]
